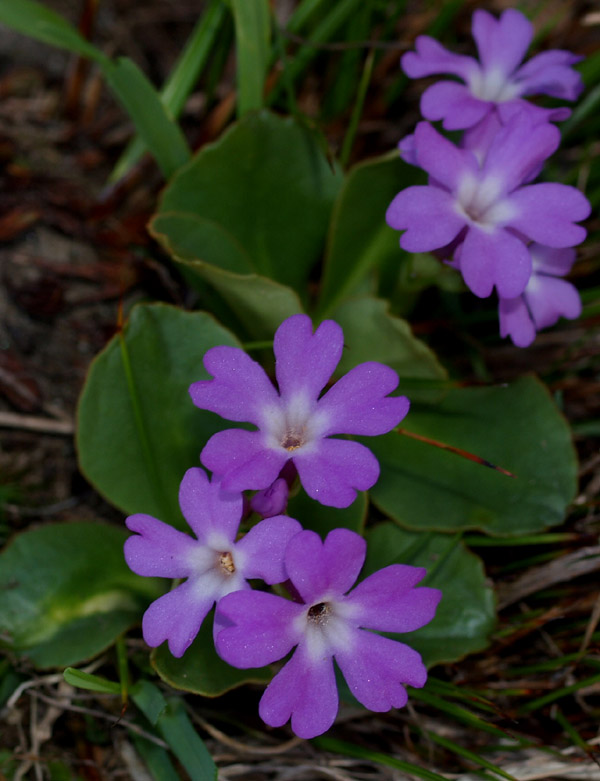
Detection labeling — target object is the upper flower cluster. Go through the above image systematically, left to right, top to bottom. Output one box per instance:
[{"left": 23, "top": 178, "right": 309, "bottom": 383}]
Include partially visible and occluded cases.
[
  {"left": 389, "top": 8, "right": 590, "bottom": 347},
  {"left": 401, "top": 8, "right": 583, "bottom": 130}
]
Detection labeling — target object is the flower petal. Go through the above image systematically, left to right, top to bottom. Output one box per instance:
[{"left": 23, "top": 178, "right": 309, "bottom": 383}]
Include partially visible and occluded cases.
[
  {"left": 472, "top": 9, "right": 532, "bottom": 76},
  {"left": 401, "top": 35, "right": 478, "bottom": 81},
  {"left": 516, "top": 50, "right": 584, "bottom": 100},
  {"left": 420, "top": 81, "right": 490, "bottom": 130},
  {"left": 496, "top": 100, "right": 571, "bottom": 125},
  {"left": 483, "top": 118, "right": 560, "bottom": 195},
  {"left": 413, "top": 122, "right": 478, "bottom": 190},
  {"left": 506, "top": 183, "right": 590, "bottom": 247},
  {"left": 386, "top": 186, "right": 464, "bottom": 253},
  {"left": 460, "top": 227, "right": 531, "bottom": 299},
  {"left": 530, "top": 244, "right": 576, "bottom": 276},
  {"left": 526, "top": 275, "right": 582, "bottom": 330},
  {"left": 498, "top": 296, "right": 536, "bottom": 347},
  {"left": 274, "top": 314, "right": 343, "bottom": 402},
  {"left": 189, "top": 345, "right": 279, "bottom": 426},
  {"left": 318, "top": 362, "right": 409, "bottom": 437},
  {"left": 201, "top": 429, "right": 288, "bottom": 492},
  {"left": 295, "top": 438, "right": 380, "bottom": 509},
  {"left": 178, "top": 467, "right": 242, "bottom": 543},
  {"left": 124, "top": 514, "right": 199, "bottom": 578},
  {"left": 236, "top": 515, "right": 303, "bottom": 584},
  {"left": 322, "top": 528, "right": 366, "bottom": 595},
  {"left": 284, "top": 529, "right": 329, "bottom": 602},
  {"left": 345, "top": 565, "right": 442, "bottom": 633},
  {"left": 142, "top": 580, "right": 215, "bottom": 658},
  {"left": 215, "top": 590, "right": 303, "bottom": 667},
  {"left": 335, "top": 630, "right": 427, "bottom": 712},
  {"left": 259, "top": 643, "right": 339, "bottom": 739}
]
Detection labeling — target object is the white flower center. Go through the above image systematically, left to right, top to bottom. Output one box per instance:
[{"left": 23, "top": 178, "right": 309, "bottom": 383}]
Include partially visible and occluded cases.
[
  {"left": 468, "top": 66, "right": 521, "bottom": 103},
  {"left": 454, "top": 171, "right": 516, "bottom": 232},
  {"left": 261, "top": 393, "right": 328, "bottom": 455},
  {"left": 185, "top": 532, "right": 246, "bottom": 587},
  {"left": 295, "top": 597, "right": 359, "bottom": 661}
]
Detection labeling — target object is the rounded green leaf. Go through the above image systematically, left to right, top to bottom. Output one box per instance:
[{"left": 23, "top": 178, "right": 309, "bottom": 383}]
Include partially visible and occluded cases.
[
  {"left": 155, "top": 110, "right": 343, "bottom": 295},
  {"left": 150, "top": 213, "right": 303, "bottom": 340},
  {"left": 331, "top": 296, "right": 446, "bottom": 401},
  {"left": 77, "top": 303, "right": 241, "bottom": 525},
  {"left": 369, "top": 376, "right": 577, "bottom": 535},
  {"left": 0, "top": 522, "right": 160, "bottom": 668},
  {"left": 363, "top": 523, "right": 496, "bottom": 667},
  {"left": 151, "top": 618, "right": 271, "bottom": 697}
]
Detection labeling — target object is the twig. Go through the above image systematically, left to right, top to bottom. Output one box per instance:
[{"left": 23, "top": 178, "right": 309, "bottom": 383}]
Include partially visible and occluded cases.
[
  {"left": 0, "top": 411, "right": 74, "bottom": 435},
  {"left": 497, "top": 546, "right": 600, "bottom": 609},
  {"left": 29, "top": 690, "right": 169, "bottom": 749},
  {"left": 191, "top": 712, "right": 303, "bottom": 756}
]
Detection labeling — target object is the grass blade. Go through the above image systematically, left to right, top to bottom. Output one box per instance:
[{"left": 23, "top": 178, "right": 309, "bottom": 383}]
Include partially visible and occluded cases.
[
  {"left": 0, "top": 0, "right": 108, "bottom": 64},
  {"left": 0, "top": 0, "right": 190, "bottom": 178},
  {"left": 110, "top": 0, "right": 226, "bottom": 181},
  {"left": 231, "top": 0, "right": 271, "bottom": 115},
  {"left": 103, "top": 58, "right": 190, "bottom": 179},
  {"left": 63, "top": 667, "right": 121, "bottom": 695},
  {"left": 131, "top": 681, "right": 217, "bottom": 781},
  {"left": 426, "top": 731, "right": 518, "bottom": 781},
  {"left": 132, "top": 734, "right": 180, "bottom": 781},
  {"left": 314, "top": 736, "right": 450, "bottom": 781}
]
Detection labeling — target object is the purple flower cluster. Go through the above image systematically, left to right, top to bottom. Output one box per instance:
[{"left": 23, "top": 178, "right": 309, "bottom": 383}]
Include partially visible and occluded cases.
[
  {"left": 387, "top": 8, "right": 590, "bottom": 347},
  {"left": 124, "top": 314, "right": 441, "bottom": 738}
]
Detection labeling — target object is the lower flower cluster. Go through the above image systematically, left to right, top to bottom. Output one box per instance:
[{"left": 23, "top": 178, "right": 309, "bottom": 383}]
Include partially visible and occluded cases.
[{"left": 124, "top": 314, "right": 442, "bottom": 738}]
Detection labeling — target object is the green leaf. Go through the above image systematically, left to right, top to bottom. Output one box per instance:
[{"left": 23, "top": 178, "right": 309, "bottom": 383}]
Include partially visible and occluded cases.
[
  {"left": 0, "top": 0, "right": 109, "bottom": 64},
  {"left": 231, "top": 0, "right": 271, "bottom": 115},
  {"left": 103, "top": 58, "right": 190, "bottom": 179},
  {"left": 153, "top": 110, "right": 342, "bottom": 296},
  {"left": 318, "top": 152, "right": 420, "bottom": 317},
  {"left": 151, "top": 213, "right": 303, "bottom": 340},
  {"left": 330, "top": 296, "right": 447, "bottom": 400},
  {"left": 76, "top": 303, "right": 241, "bottom": 525},
  {"left": 369, "top": 376, "right": 577, "bottom": 535},
  {"left": 286, "top": 488, "right": 367, "bottom": 537},
  {"left": 0, "top": 522, "right": 160, "bottom": 668},
  {"left": 363, "top": 523, "right": 496, "bottom": 666},
  {"left": 151, "top": 617, "right": 271, "bottom": 697},
  {"left": 63, "top": 668, "right": 121, "bottom": 695},
  {"left": 132, "top": 682, "right": 217, "bottom": 780}
]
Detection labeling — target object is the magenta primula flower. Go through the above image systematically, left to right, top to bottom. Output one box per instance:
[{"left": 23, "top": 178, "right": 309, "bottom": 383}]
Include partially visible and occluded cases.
[
  {"left": 401, "top": 8, "right": 583, "bottom": 130},
  {"left": 386, "top": 119, "right": 590, "bottom": 299},
  {"left": 498, "top": 244, "right": 582, "bottom": 347},
  {"left": 189, "top": 314, "right": 410, "bottom": 509},
  {"left": 124, "top": 467, "right": 301, "bottom": 657},
  {"left": 215, "top": 528, "right": 442, "bottom": 739}
]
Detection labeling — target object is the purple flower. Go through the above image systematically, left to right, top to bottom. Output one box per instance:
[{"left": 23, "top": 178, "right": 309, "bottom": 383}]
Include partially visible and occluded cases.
[
  {"left": 401, "top": 8, "right": 582, "bottom": 130},
  {"left": 386, "top": 119, "right": 590, "bottom": 299},
  {"left": 498, "top": 244, "right": 582, "bottom": 347},
  {"left": 189, "top": 314, "right": 410, "bottom": 509},
  {"left": 124, "top": 467, "right": 301, "bottom": 657},
  {"left": 216, "top": 528, "right": 441, "bottom": 738}
]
